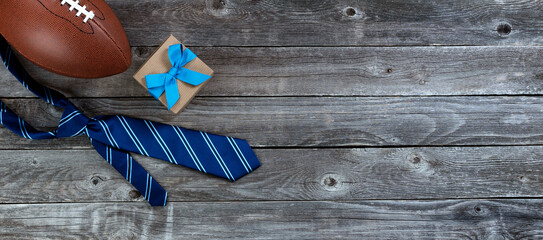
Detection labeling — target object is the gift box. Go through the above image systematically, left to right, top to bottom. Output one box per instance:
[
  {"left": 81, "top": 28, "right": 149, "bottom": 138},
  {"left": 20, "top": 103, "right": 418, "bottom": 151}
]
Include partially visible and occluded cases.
[{"left": 133, "top": 35, "right": 214, "bottom": 114}]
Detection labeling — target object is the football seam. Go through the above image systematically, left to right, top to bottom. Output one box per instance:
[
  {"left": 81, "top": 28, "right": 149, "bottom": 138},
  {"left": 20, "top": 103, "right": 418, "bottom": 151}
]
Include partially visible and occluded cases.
[
  {"left": 35, "top": 0, "right": 94, "bottom": 35},
  {"left": 86, "top": 0, "right": 105, "bottom": 20},
  {"left": 10, "top": 1, "right": 129, "bottom": 78},
  {"left": 91, "top": 19, "right": 131, "bottom": 69}
]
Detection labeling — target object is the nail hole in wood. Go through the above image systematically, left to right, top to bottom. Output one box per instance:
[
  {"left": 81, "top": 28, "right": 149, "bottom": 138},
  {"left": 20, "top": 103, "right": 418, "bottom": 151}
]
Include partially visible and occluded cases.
[
  {"left": 346, "top": 7, "right": 356, "bottom": 16},
  {"left": 497, "top": 23, "right": 511, "bottom": 35},
  {"left": 387, "top": 68, "right": 393, "bottom": 73}
]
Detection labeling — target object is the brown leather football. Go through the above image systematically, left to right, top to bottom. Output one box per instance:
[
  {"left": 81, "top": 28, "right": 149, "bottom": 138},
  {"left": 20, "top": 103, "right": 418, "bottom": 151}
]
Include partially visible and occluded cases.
[{"left": 0, "top": 0, "right": 131, "bottom": 78}]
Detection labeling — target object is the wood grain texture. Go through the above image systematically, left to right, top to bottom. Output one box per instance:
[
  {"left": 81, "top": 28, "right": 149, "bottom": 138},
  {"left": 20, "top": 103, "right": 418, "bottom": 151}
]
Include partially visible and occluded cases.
[
  {"left": 2, "top": 0, "right": 543, "bottom": 237},
  {"left": 106, "top": 0, "right": 543, "bottom": 47},
  {"left": 3, "top": 46, "right": 543, "bottom": 97},
  {"left": 2, "top": 96, "right": 543, "bottom": 148},
  {"left": 0, "top": 147, "right": 542, "bottom": 203},
  {"left": 0, "top": 200, "right": 542, "bottom": 239}
]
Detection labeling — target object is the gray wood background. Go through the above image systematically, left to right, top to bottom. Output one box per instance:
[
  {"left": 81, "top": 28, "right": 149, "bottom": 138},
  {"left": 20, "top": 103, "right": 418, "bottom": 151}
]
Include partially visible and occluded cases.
[{"left": 1, "top": 0, "right": 543, "bottom": 239}]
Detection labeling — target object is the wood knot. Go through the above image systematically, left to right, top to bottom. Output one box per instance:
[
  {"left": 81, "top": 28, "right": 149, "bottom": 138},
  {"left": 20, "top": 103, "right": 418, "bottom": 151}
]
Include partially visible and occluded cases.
[
  {"left": 207, "top": 0, "right": 229, "bottom": 16},
  {"left": 213, "top": 0, "right": 227, "bottom": 10},
  {"left": 343, "top": 7, "right": 364, "bottom": 19},
  {"left": 345, "top": 7, "right": 356, "bottom": 16},
  {"left": 497, "top": 23, "right": 511, "bottom": 36},
  {"left": 134, "top": 47, "right": 150, "bottom": 58},
  {"left": 406, "top": 152, "right": 440, "bottom": 176},
  {"left": 410, "top": 156, "right": 421, "bottom": 164},
  {"left": 321, "top": 173, "right": 345, "bottom": 191},
  {"left": 518, "top": 175, "right": 529, "bottom": 183},
  {"left": 90, "top": 176, "right": 103, "bottom": 185},
  {"left": 324, "top": 176, "right": 337, "bottom": 187},
  {"left": 129, "top": 190, "right": 142, "bottom": 199},
  {"left": 455, "top": 201, "right": 494, "bottom": 219},
  {"left": 468, "top": 202, "right": 490, "bottom": 217},
  {"left": 470, "top": 204, "right": 489, "bottom": 216}
]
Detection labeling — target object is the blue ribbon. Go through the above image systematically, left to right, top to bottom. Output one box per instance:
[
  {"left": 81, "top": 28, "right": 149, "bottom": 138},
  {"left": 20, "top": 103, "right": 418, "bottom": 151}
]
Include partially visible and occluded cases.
[{"left": 145, "top": 44, "right": 211, "bottom": 110}]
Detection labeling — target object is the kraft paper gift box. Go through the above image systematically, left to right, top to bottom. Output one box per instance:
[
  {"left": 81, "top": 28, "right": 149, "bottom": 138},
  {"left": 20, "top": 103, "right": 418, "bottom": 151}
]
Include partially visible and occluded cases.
[{"left": 133, "top": 35, "right": 214, "bottom": 114}]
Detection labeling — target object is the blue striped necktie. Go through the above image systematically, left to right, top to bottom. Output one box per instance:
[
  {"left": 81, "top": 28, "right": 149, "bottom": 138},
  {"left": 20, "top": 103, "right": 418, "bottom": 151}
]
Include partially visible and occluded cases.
[{"left": 0, "top": 36, "right": 260, "bottom": 206}]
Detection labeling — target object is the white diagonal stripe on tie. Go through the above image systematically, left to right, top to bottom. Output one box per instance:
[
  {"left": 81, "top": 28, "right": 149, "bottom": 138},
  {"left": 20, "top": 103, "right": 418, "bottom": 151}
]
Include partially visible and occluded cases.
[
  {"left": 0, "top": 103, "right": 3, "bottom": 125},
  {"left": 59, "top": 112, "right": 81, "bottom": 127},
  {"left": 117, "top": 116, "right": 149, "bottom": 156},
  {"left": 19, "top": 118, "right": 31, "bottom": 139},
  {"left": 97, "top": 119, "right": 119, "bottom": 148},
  {"left": 144, "top": 120, "right": 177, "bottom": 164},
  {"left": 70, "top": 126, "right": 87, "bottom": 137},
  {"left": 173, "top": 126, "right": 205, "bottom": 172},
  {"left": 201, "top": 132, "right": 234, "bottom": 180},
  {"left": 227, "top": 136, "right": 250, "bottom": 173},
  {"left": 229, "top": 137, "right": 253, "bottom": 172},
  {"left": 126, "top": 154, "right": 130, "bottom": 182},
  {"left": 128, "top": 156, "right": 133, "bottom": 183},
  {"left": 148, "top": 176, "right": 153, "bottom": 202}
]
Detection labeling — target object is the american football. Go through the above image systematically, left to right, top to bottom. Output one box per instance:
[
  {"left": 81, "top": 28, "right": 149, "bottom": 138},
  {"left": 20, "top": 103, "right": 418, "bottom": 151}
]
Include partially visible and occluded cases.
[{"left": 0, "top": 0, "right": 131, "bottom": 78}]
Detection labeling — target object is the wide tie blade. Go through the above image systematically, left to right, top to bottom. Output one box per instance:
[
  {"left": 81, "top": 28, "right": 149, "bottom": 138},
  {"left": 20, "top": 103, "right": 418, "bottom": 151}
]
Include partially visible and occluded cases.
[{"left": 86, "top": 115, "right": 261, "bottom": 181}]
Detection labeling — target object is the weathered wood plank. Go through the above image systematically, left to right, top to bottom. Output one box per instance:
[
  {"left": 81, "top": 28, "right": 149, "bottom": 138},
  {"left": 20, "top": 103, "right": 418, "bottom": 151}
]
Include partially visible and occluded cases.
[
  {"left": 3, "top": 0, "right": 542, "bottom": 237},
  {"left": 107, "top": 0, "right": 543, "bottom": 46},
  {"left": 3, "top": 46, "right": 543, "bottom": 97},
  {"left": 2, "top": 96, "right": 543, "bottom": 148},
  {"left": 1, "top": 146, "right": 542, "bottom": 203},
  {"left": 0, "top": 150, "right": 135, "bottom": 204},
  {"left": 0, "top": 200, "right": 542, "bottom": 239}
]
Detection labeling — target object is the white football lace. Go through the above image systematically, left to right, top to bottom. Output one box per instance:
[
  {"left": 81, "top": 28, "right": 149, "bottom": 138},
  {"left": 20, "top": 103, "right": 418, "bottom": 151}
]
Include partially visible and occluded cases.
[{"left": 60, "top": 0, "right": 95, "bottom": 23}]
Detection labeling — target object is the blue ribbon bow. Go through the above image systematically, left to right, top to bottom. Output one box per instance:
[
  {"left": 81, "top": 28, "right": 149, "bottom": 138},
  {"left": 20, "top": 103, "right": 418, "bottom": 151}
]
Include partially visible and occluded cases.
[{"left": 145, "top": 44, "right": 211, "bottom": 110}]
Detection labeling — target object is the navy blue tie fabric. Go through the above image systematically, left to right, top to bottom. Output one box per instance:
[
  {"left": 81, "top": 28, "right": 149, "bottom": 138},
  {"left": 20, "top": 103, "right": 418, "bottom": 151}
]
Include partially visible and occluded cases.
[{"left": 0, "top": 35, "right": 260, "bottom": 206}]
